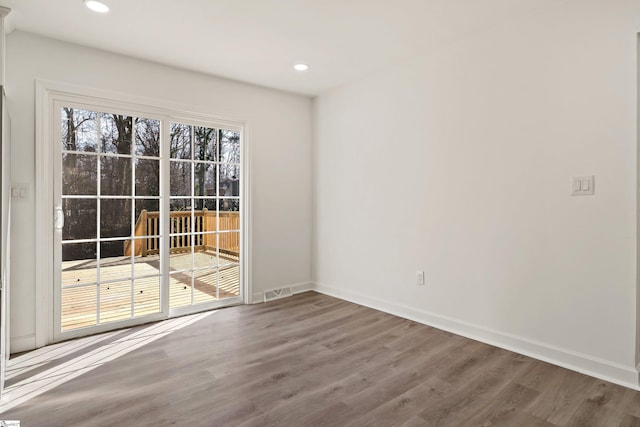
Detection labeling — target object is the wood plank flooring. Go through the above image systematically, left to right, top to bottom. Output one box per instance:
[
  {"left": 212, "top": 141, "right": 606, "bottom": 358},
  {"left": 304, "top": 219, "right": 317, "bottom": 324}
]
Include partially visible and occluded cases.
[{"left": 2, "top": 292, "right": 640, "bottom": 426}]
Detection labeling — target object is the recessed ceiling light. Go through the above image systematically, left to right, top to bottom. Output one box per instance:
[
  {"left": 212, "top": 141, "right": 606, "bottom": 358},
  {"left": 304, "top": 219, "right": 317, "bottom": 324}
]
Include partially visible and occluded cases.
[
  {"left": 84, "top": 0, "right": 109, "bottom": 13},
  {"left": 294, "top": 63, "right": 309, "bottom": 71}
]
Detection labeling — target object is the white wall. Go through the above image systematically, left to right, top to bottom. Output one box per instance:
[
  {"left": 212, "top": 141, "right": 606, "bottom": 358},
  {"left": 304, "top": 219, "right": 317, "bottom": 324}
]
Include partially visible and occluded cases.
[
  {"left": 314, "top": 0, "right": 640, "bottom": 387},
  {"left": 7, "top": 31, "right": 313, "bottom": 351}
]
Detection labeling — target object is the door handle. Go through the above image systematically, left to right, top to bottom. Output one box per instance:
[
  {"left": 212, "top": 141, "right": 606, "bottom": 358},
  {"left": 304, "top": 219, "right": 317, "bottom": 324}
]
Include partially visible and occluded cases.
[{"left": 54, "top": 206, "right": 64, "bottom": 231}]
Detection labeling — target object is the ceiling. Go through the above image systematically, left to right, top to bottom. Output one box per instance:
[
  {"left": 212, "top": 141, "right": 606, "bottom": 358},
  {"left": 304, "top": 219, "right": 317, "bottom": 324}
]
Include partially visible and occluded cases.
[{"left": 3, "top": 0, "right": 558, "bottom": 96}]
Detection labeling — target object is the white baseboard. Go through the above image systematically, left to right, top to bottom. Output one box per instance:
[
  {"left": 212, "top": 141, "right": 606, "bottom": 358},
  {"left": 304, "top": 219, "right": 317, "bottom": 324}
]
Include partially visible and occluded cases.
[
  {"left": 251, "top": 281, "right": 313, "bottom": 304},
  {"left": 312, "top": 282, "right": 640, "bottom": 391},
  {"left": 11, "top": 334, "right": 36, "bottom": 355}
]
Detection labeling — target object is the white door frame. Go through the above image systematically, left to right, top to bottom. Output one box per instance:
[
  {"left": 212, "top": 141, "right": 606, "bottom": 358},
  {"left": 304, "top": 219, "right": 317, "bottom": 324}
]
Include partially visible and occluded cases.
[
  {"left": 35, "top": 80, "right": 251, "bottom": 347},
  {"left": 0, "top": 87, "right": 10, "bottom": 397}
]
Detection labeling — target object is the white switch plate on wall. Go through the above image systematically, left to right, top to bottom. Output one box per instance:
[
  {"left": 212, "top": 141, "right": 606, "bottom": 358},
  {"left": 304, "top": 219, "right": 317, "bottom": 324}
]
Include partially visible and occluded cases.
[
  {"left": 571, "top": 176, "right": 594, "bottom": 196},
  {"left": 11, "top": 183, "right": 29, "bottom": 201},
  {"left": 416, "top": 270, "right": 425, "bottom": 286}
]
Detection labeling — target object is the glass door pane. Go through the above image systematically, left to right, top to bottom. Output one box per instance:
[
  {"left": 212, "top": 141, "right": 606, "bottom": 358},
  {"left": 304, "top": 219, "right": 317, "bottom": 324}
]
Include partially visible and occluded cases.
[
  {"left": 59, "top": 107, "right": 162, "bottom": 333},
  {"left": 169, "top": 124, "right": 241, "bottom": 310}
]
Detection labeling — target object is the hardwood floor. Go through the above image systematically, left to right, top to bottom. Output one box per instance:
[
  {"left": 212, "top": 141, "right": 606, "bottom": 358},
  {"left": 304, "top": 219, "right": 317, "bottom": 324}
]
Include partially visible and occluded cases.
[{"left": 2, "top": 292, "right": 640, "bottom": 426}]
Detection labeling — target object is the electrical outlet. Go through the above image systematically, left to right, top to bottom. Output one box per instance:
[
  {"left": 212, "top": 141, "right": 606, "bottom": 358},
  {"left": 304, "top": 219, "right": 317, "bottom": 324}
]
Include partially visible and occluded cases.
[{"left": 416, "top": 270, "right": 425, "bottom": 286}]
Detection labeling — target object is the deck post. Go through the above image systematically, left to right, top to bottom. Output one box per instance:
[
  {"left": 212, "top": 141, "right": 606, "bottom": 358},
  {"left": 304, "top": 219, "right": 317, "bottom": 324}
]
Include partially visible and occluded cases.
[
  {"left": 202, "top": 208, "right": 208, "bottom": 248},
  {"left": 202, "top": 208, "right": 208, "bottom": 232},
  {"left": 141, "top": 209, "right": 148, "bottom": 257}
]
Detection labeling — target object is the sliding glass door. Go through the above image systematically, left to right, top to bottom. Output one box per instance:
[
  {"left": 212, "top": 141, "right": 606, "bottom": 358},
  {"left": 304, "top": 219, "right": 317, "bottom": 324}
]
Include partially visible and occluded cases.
[
  {"left": 53, "top": 103, "right": 243, "bottom": 339},
  {"left": 168, "top": 123, "right": 241, "bottom": 312}
]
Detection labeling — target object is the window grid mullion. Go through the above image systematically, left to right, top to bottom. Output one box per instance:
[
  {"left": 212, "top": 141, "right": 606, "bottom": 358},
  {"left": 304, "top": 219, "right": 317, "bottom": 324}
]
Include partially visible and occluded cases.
[
  {"left": 96, "top": 112, "right": 102, "bottom": 325},
  {"left": 130, "top": 117, "right": 137, "bottom": 318}
]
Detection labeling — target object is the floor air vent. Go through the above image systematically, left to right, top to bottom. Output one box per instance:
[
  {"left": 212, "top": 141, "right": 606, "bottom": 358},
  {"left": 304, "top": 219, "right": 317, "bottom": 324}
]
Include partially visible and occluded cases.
[{"left": 264, "top": 287, "right": 293, "bottom": 303}]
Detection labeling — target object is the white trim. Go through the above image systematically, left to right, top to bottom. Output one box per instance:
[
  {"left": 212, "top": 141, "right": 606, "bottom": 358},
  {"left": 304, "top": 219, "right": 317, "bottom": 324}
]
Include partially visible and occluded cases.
[
  {"left": 0, "top": 7, "right": 10, "bottom": 88},
  {"left": 636, "top": 33, "right": 640, "bottom": 383},
  {"left": 35, "top": 79, "right": 251, "bottom": 347},
  {"left": 35, "top": 79, "right": 247, "bottom": 128},
  {"left": 35, "top": 80, "right": 53, "bottom": 348},
  {"left": 160, "top": 119, "right": 170, "bottom": 316},
  {"left": 242, "top": 124, "right": 252, "bottom": 307},
  {"left": 251, "top": 282, "right": 313, "bottom": 304},
  {"left": 312, "top": 282, "right": 640, "bottom": 391},
  {"left": 10, "top": 334, "right": 35, "bottom": 354}
]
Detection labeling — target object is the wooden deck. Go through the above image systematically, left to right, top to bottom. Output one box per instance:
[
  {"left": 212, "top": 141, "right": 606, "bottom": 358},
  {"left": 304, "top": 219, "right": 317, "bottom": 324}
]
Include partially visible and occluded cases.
[{"left": 61, "top": 251, "right": 240, "bottom": 331}]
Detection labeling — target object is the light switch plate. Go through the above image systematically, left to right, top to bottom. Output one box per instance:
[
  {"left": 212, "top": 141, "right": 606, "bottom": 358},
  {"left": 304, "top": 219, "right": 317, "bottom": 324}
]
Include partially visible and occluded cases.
[
  {"left": 571, "top": 176, "right": 594, "bottom": 196},
  {"left": 11, "top": 183, "right": 29, "bottom": 200},
  {"left": 416, "top": 270, "right": 425, "bottom": 286}
]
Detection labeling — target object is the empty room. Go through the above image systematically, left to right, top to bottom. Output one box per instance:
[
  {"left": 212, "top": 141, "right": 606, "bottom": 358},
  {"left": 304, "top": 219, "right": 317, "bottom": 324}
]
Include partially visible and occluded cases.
[{"left": 0, "top": 0, "right": 639, "bottom": 425}]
